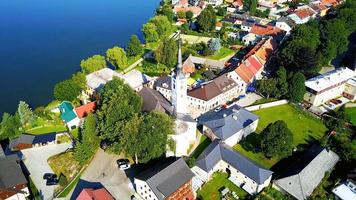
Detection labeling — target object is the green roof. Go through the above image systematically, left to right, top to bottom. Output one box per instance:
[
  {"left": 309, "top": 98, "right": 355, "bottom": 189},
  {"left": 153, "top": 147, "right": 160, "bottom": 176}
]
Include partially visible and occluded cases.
[{"left": 59, "top": 101, "right": 77, "bottom": 122}]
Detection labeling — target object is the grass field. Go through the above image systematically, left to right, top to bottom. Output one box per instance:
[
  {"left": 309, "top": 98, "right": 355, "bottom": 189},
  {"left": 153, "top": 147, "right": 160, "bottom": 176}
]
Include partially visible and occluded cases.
[
  {"left": 207, "top": 47, "right": 235, "bottom": 60},
  {"left": 234, "top": 104, "right": 327, "bottom": 168},
  {"left": 345, "top": 107, "right": 356, "bottom": 125},
  {"left": 27, "top": 125, "right": 67, "bottom": 135},
  {"left": 48, "top": 151, "right": 81, "bottom": 180},
  {"left": 197, "top": 172, "right": 248, "bottom": 200}
]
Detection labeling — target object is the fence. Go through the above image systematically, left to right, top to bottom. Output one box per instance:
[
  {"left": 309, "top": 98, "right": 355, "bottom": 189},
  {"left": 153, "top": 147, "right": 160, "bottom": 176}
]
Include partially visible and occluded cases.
[{"left": 245, "top": 99, "right": 289, "bottom": 111}]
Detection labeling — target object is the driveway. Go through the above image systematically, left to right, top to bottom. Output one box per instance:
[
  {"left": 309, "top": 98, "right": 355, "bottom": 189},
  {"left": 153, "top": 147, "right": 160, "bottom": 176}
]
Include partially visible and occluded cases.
[
  {"left": 235, "top": 93, "right": 262, "bottom": 107},
  {"left": 22, "top": 143, "right": 72, "bottom": 200},
  {"left": 68, "top": 149, "right": 135, "bottom": 200}
]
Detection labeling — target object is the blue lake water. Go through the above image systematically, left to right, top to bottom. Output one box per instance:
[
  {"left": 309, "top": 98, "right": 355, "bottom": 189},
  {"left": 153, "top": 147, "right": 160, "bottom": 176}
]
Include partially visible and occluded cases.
[{"left": 0, "top": 0, "right": 159, "bottom": 115}]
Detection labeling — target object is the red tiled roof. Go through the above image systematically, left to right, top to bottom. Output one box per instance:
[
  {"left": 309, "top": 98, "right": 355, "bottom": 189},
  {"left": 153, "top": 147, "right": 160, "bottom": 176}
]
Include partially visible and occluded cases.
[
  {"left": 232, "top": 0, "right": 243, "bottom": 7},
  {"left": 321, "top": 0, "right": 339, "bottom": 7},
  {"left": 295, "top": 8, "right": 314, "bottom": 19},
  {"left": 250, "top": 24, "right": 284, "bottom": 37},
  {"left": 245, "top": 38, "right": 278, "bottom": 65},
  {"left": 234, "top": 55, "right": 263, "bottom": 83},
  {"left": 74, "top": 102, "right": 96, "bottom": 119},
  {"left": 76, "top": 188, "right": 114, "bottom": 200}
]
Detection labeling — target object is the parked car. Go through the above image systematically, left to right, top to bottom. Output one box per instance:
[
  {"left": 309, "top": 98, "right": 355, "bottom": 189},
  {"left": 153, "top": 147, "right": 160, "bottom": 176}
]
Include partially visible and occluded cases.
[
  {"left": 214, "top": 106, "right": 222, "bottom": 112},
  {"left": 117, "top": 159, "right": 129, "bottom": 166},
  {"left": 119, "top": 163, "right": 131, "bottom": 170},
  {"left": 43, "top": 173, "right": 57, "bottom": 180},
  {"left": 46, "top": 178, "right": 58, "bottom": 186}
]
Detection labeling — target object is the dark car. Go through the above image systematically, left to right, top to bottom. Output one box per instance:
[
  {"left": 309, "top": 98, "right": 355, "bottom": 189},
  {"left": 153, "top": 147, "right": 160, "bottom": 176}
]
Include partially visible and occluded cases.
[
  {"left": 117, "top": 159, "right": 129, "bottom": 165},
  {"left": 43, "top": 173, "right": 57, "bottom": 180},
  {"left": 46, "top": 178, "right": 59, "bottom": 186}
]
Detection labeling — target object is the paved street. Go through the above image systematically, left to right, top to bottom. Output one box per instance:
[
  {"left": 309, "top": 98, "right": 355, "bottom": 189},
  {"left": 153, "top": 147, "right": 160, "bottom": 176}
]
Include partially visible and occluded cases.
[
  {"left": 235, "top": 93, "right": 262, "bottom": 107},
  {"left": 22, "top": 143, "right": 72, "bottom": 200},
  {"left": 68, "top": 149, "right": 135, "bottom": 200}
]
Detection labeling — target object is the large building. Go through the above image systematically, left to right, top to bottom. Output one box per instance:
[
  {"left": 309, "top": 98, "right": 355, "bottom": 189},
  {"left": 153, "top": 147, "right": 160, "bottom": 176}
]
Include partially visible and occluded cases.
[
  {"left": 303, "top": 67, "right": 356, "bottom": 106},
  {"left": 198, "top": 105, "right": 259, "bottom": 147},
  {"left": 192, "top": 140, "right": 273, "bottom": 195},
  {"left": 273, "top": 146, "right": 339, "bottom": 200},
  {"left": 0, "top": 155, "right": 29, "bottom": 200},
  {"left": 134, "top": 158, "right": 195, "bottom": 200}
]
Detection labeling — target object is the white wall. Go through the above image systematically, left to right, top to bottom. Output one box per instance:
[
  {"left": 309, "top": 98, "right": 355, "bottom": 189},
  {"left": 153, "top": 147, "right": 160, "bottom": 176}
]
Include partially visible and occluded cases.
[
  {"left": 344, "top": 82, "right": 356, "bottom": 100},
  {"left": 303, "top": 84, "right": 345, "bottom": 106},
  {"left": 245, "top": 100, "right": 288, "bottom": 111},
  {"left": 224, "top": 119, "right": 258, "bottom": 147},
  {"left": 134, "top": 179, "right": 159, "bottom": 200}
]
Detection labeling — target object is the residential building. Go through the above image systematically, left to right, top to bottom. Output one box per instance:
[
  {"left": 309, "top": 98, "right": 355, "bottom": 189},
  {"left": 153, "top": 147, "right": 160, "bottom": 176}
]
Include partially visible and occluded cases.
[
  {"left": 189, "top": 0, "right": 200, "bottom": 6},
  {"left": 205, "top": 0, "right": 223, "bottom": 6},
  {"left": 232, "top": 0, "right": 244, "bottom": 10},
  {"left": 258, "top": 0, "right": 278, "bottom": 8},
  {"left": 309, "top": 1, "right": 329, "bottom": 17},
  {"left": 288, "top": 6, "right": 317, "bottom": 24},
  {"left": 275, "top": 17, "right": 297, "bottom": 35},
  {"left": 249, "top": 24, "right": 284, "bottom": 40},
  {"left": 184, "top": 55, "right": 226, "bottom": 71},
  {"left": 303, "top": 67, "right": 356, "bottom": 107},
  {"left": 84, "top": 68, "right": 122, "bottom": 98},
  {"left": 121, "top": 69, "right": 152, "bottom": 92},
  {"left": 187, "top": 74, "right": 241, "bottom": 112},
  {"left": 155, "top": 75, "right": 172, "bottom": 101},
  {"left": 344, "top": 76, "right": 356, "bottom": 101},
  {"left": 139, "top": 87, "right": 174, "bottom": 114},
  {"left": 59, "top": 101, "right": 80, "bottom": 130},
  {"left": 74, "top": 101, "right": 96, "bottom": 119},
  {"left": 198, "top": 105, "right": 259, "bottom": 147},
  {"left": 9, "top": 133, "right": 59, "bottom": 151},
  {"left": 192, "top": 140, "right": 273, "bottom": 194},
  {"left": 273, "top": 146, "right": 339, "bottom": 200},
  {"left": 0, "top": 155, "right": 29, "bottom": 200},
  {"left": 134, "top": 158, "right": 195, "bottom": 200},
  {"left": 332, "top": 179, "right": 356, "bottom": 200},
  {"left": 76, "top": 188, "right": 114, "bottom": 200}
]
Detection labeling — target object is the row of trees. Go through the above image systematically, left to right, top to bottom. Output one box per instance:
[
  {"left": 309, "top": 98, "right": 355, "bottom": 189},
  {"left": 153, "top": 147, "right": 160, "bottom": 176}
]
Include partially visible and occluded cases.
[{"left": 97, "top": 78, "right": 174, "bottom": 163}]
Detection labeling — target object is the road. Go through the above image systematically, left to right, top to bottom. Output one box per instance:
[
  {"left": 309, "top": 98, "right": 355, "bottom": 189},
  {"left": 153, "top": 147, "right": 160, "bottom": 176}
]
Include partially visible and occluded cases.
[
  {"left": 22, "top": 143, "right": 72, "bottom": 200},
  {"left": 67, "top": 149, "right": 135, "bottom": 200}
]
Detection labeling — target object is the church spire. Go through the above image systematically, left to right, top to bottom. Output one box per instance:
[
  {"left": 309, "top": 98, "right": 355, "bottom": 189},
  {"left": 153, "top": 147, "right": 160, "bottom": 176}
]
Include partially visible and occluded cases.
[{"left": 177, "top": 38, "right": 182, "bottom": 70}]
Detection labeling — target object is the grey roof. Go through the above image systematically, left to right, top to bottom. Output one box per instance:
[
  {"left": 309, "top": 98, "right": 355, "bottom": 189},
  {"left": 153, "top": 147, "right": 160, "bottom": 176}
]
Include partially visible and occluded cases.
[
  {"left": 276, "top": 17, "right": 297, "bottom": 28},
  {"left": 154, "top": 75, "right": 172, "bottom": 90},
  {"left": 138, "top": 87, "right": 174, "bottom": 114},
  {"left": 198, "top": 105, "right": 259, "bottom": 140},
  {"left": 9, "top": 134, "right": 35, "bottom": 149},
  {"left": 196, "top": 140, "right": 273, "bottom": 184},
  {"left": 274, "top": 146, "right": 339, "bottom": 200},
  {"left": 0, "top": 155, "right": 27, "bottom": 189},
  {"left": 136, "top": 158, "right": 195, "bottom": 200}
]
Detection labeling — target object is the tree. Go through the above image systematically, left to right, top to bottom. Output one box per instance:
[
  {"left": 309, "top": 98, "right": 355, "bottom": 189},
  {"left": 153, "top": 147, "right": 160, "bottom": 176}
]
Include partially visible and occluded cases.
[
  {"left": 244, "top": 0, "right": 257, "bottom": 15},
  {"left": 159, "top": 5, "right": 174, "bottom": 22},
  {"left": 196, "top": 5, "right": 216, "bottom": 32},
  {"left": 217, "top": 6, "right": 227, "bottom": 16},
  {"left": 177, "top": 11, "right": 186, "bottom": 19},
  {"left": 186, "top": 11, "right": 194, "bottom": 21},
  {"left": 150, "top": 15, "right": 172, "bottom": 37},
  {"left": 142, "top": 22, "right": 159, "bottom": 42},
  {"left": 126, "top": 35, "right": 143, "bottom": 57},
  {"left": 155, "top": 38, "right": 178, "bottom": 68},
  {"left": 208, "top": 38, "right": 221, "bottom": 54},
  {"left": 106, "top": 46, "right": 127, "bottom": 69},
  {"left": 80, "top": 55, "right": 106, "bottom": 74},
  {"left": 275, "top": 67, "right": 288, "bottom": 97},
  {"left": 71, "top": 72, "right": 86, "bottom": 90},
  {"left": 287, "top": 72, "right": 306, "bottom": 103},
  {"left": 97, "top": 78, "right": 142, "bottom": 153},
  {"left": 256, "top": 78, "right": 277, "bottom": 98},
  {"left": 53, "top": 79, "right": 81, "bottom": 101},
  {"left": 17, "top": 101, "right": 35, "bottom": 126},
  {"left": 325, "top": 105, "right": 350, "bottom": 132},
  {"left": 0, "top": 113, "right": 21, "bottom": 140},
  {"left": 260, "top": 120, "right": 293, "bottom": 158},
  {"left": 330, "top": 130, "right": 356, "bottom": 162}
]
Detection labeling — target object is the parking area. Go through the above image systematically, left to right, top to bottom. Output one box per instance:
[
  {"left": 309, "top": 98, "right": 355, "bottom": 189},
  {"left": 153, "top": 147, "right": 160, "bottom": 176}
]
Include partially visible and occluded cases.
[
  {"left": 22, "top": 143, "right": 72, "bottom": 200},
  {"left": 68, "top": 149, "right": 136, "bottom": 200}
]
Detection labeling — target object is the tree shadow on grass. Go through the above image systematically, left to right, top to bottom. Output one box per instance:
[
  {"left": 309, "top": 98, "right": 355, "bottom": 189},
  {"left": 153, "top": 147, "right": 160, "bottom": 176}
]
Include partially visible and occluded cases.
[
  {"left": 240, "top": 132, "right": 261, "bottom": 153},
  {"left": 190, "top": 136, "right": 212, "bottom": 159}
]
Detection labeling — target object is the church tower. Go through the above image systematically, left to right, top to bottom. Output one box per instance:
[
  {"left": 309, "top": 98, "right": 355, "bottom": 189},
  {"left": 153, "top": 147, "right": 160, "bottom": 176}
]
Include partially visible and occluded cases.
[{"left": 171, "top": 40, "right": 187, "bottom": 114}]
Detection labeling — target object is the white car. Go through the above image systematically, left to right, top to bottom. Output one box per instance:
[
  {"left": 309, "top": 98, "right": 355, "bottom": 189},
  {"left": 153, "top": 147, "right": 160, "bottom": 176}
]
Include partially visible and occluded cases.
[{"left": 119, "top": 163, "right": 131, "bottom": 170}]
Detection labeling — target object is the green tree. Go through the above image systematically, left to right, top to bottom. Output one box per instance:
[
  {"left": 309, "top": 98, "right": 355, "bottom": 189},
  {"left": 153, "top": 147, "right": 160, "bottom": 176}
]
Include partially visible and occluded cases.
[
  {"left": 244, "top": 0, "right": 257, "bottom": 15},
  {"left": 159, "top": 5, "right": 174, "bottom": 22},
  {"left": 196, "top": 5, "right": 216, "bottom": 32},
  {"left": 217, "top": 6, "right": 227, "bottom": 16},
  {"left": 177, "top": 11, "right": 186, "bottom": 19},
  {"left": 186, "top": 11, "right": 194, "bottom": 21},
  {"left": 150, "top": 15, "right": 172, "bottom": 37},
  {"left": 142, "top": 23, "right": 159, "bottom": 43},
  {"left": 127, "top": 35, "right": 143, "bottom": 57},
  {"left": 155, "top": 38, "right": 178, "bottom": 68},
  {"left": 208, "top": 38, "right": 221, "bottom": 54},
  {"left": 106, "top": 46, "right": 127, "bottom": 69},
  {"left": 80, "top": 55, "right": 106, "bottom": 74},
  {"left": 275, "top": 67, "right": 288, "bottom": 97},
  {"left": 71, "top": 72, "right": 86, "bottom": 90},
  {"left": 287, "top": 72, "right": 306, "bottom": 103},
  {"left": 97, "top": 78, "right": 142, "bottom": 153},
  {"left": 256, "top": 78, "right": 277, "bottom": 98},
  {"left": 53, "top": 79, "right": 81, "bottom": 101},
  {"left": 17, "top": 101, "right": 35, "bottom": 126},
  {"left": 0, "top": 113, "right": 21, "bottom": 140},
  {"left": 260, "top": 120, "right": 293, "bottom": 158}
]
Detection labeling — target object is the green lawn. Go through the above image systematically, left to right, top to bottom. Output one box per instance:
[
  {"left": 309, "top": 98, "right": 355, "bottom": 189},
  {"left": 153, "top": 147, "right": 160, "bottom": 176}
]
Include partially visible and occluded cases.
[
  {"left": 207, "top": 47, "right": 235, "bottom": 60},
  {"left": 251, "top": 98, "right": 278, "bottom": 106},
  {"left": 234, "top": 104, "right": 327, "bottom": 168},
  {"left": 345, "top": 107, "right": 356, "bottom": 125},
  {"left": 27, "top": 125, "right": 67, "bottom": 135},
  {"left": 190, "top": 135, "right": 211, "bottom": 159},
  {"left": 57, "top": 171, "right": 83, "bottom": 198},
  {"left": 197, "top": 172, "right": 248, "bottom": 200}
]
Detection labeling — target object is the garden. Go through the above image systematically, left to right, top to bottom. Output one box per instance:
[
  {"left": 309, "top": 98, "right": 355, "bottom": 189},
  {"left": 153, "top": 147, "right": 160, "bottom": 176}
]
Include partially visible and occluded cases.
[{"left": 345, "top": 106, "right": 356, "bottom": 125}]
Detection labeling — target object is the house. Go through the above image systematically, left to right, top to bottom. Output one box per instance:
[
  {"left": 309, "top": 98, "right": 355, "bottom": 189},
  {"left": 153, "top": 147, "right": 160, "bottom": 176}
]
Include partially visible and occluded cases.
[
  {"left": 189, "top": 0, "right": 200, "bottom": 6},
  {"left": 205, "top": 0, "right": 223, "bottom": 6},
  {"left": 232, "top": 0, "right": 243, "bottom": 10},
  {"left": 258, "top": 0, "right": 277, "bottom": 8},
  {"left": 309, "top": 1, "right": 329, "bottom": 17},
  {"left": 288, "top": 6, "right": 317, "bottom": 24},
  {"left": 275, "top": 17, "right": 297, "bottom": 35},
  {"left": 241, "top": 20, "right": 256, "bottom": 32},
  {"left": 249, "top": 24, "right": 284, "bottom": 39},
  {"left": 242, "top": 33, "right": 258, "bottom": 46},
  {"left": 184, "top": 55, "right": 226, "bottom": 71},
  {"left": 303, "top": 67, "right": 356, "bottom": 107},
  {"left": 84, "top": 68, "right": 122, "bottom": 98},
  {"left": 121, "top": 69, "right": 152, "bottom": 92},
  {"left": 187, "top": 74, "right": 241, "bottom": 112},
  {"left": 155, "top": 75, "right": 172, "bottom": 101},
  {"left": 139, "top": 86, "right": 174, "bottom": 114},
  {"left": 59, "top": 101, "right": 80, "bottom": 130},
  {"left": 74, "top": 101, "right": 96, "bottom": 119},
  {"left": 198, "top": 105, "right": 259, "bottom": 147},
  {"left": 9, "top": 133, "right": 59, "bottom": 151},
  {"left": 192, "top": 140, "right": 273, "bottom": 195},
  {"left": 273, "top": 146, "right": 339, "bottom": 200},
  {"left": 0, "top": 155, "right": 29, "bottom": 200},
  {"left": 134, "top": 158, "right": 195, "bottom": 200},
  {"left": 332, "top": 179, "right": 356, "bottom": 200},
  {"left": 76, "top": 187, "right": 114, "bottom": 200}
]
